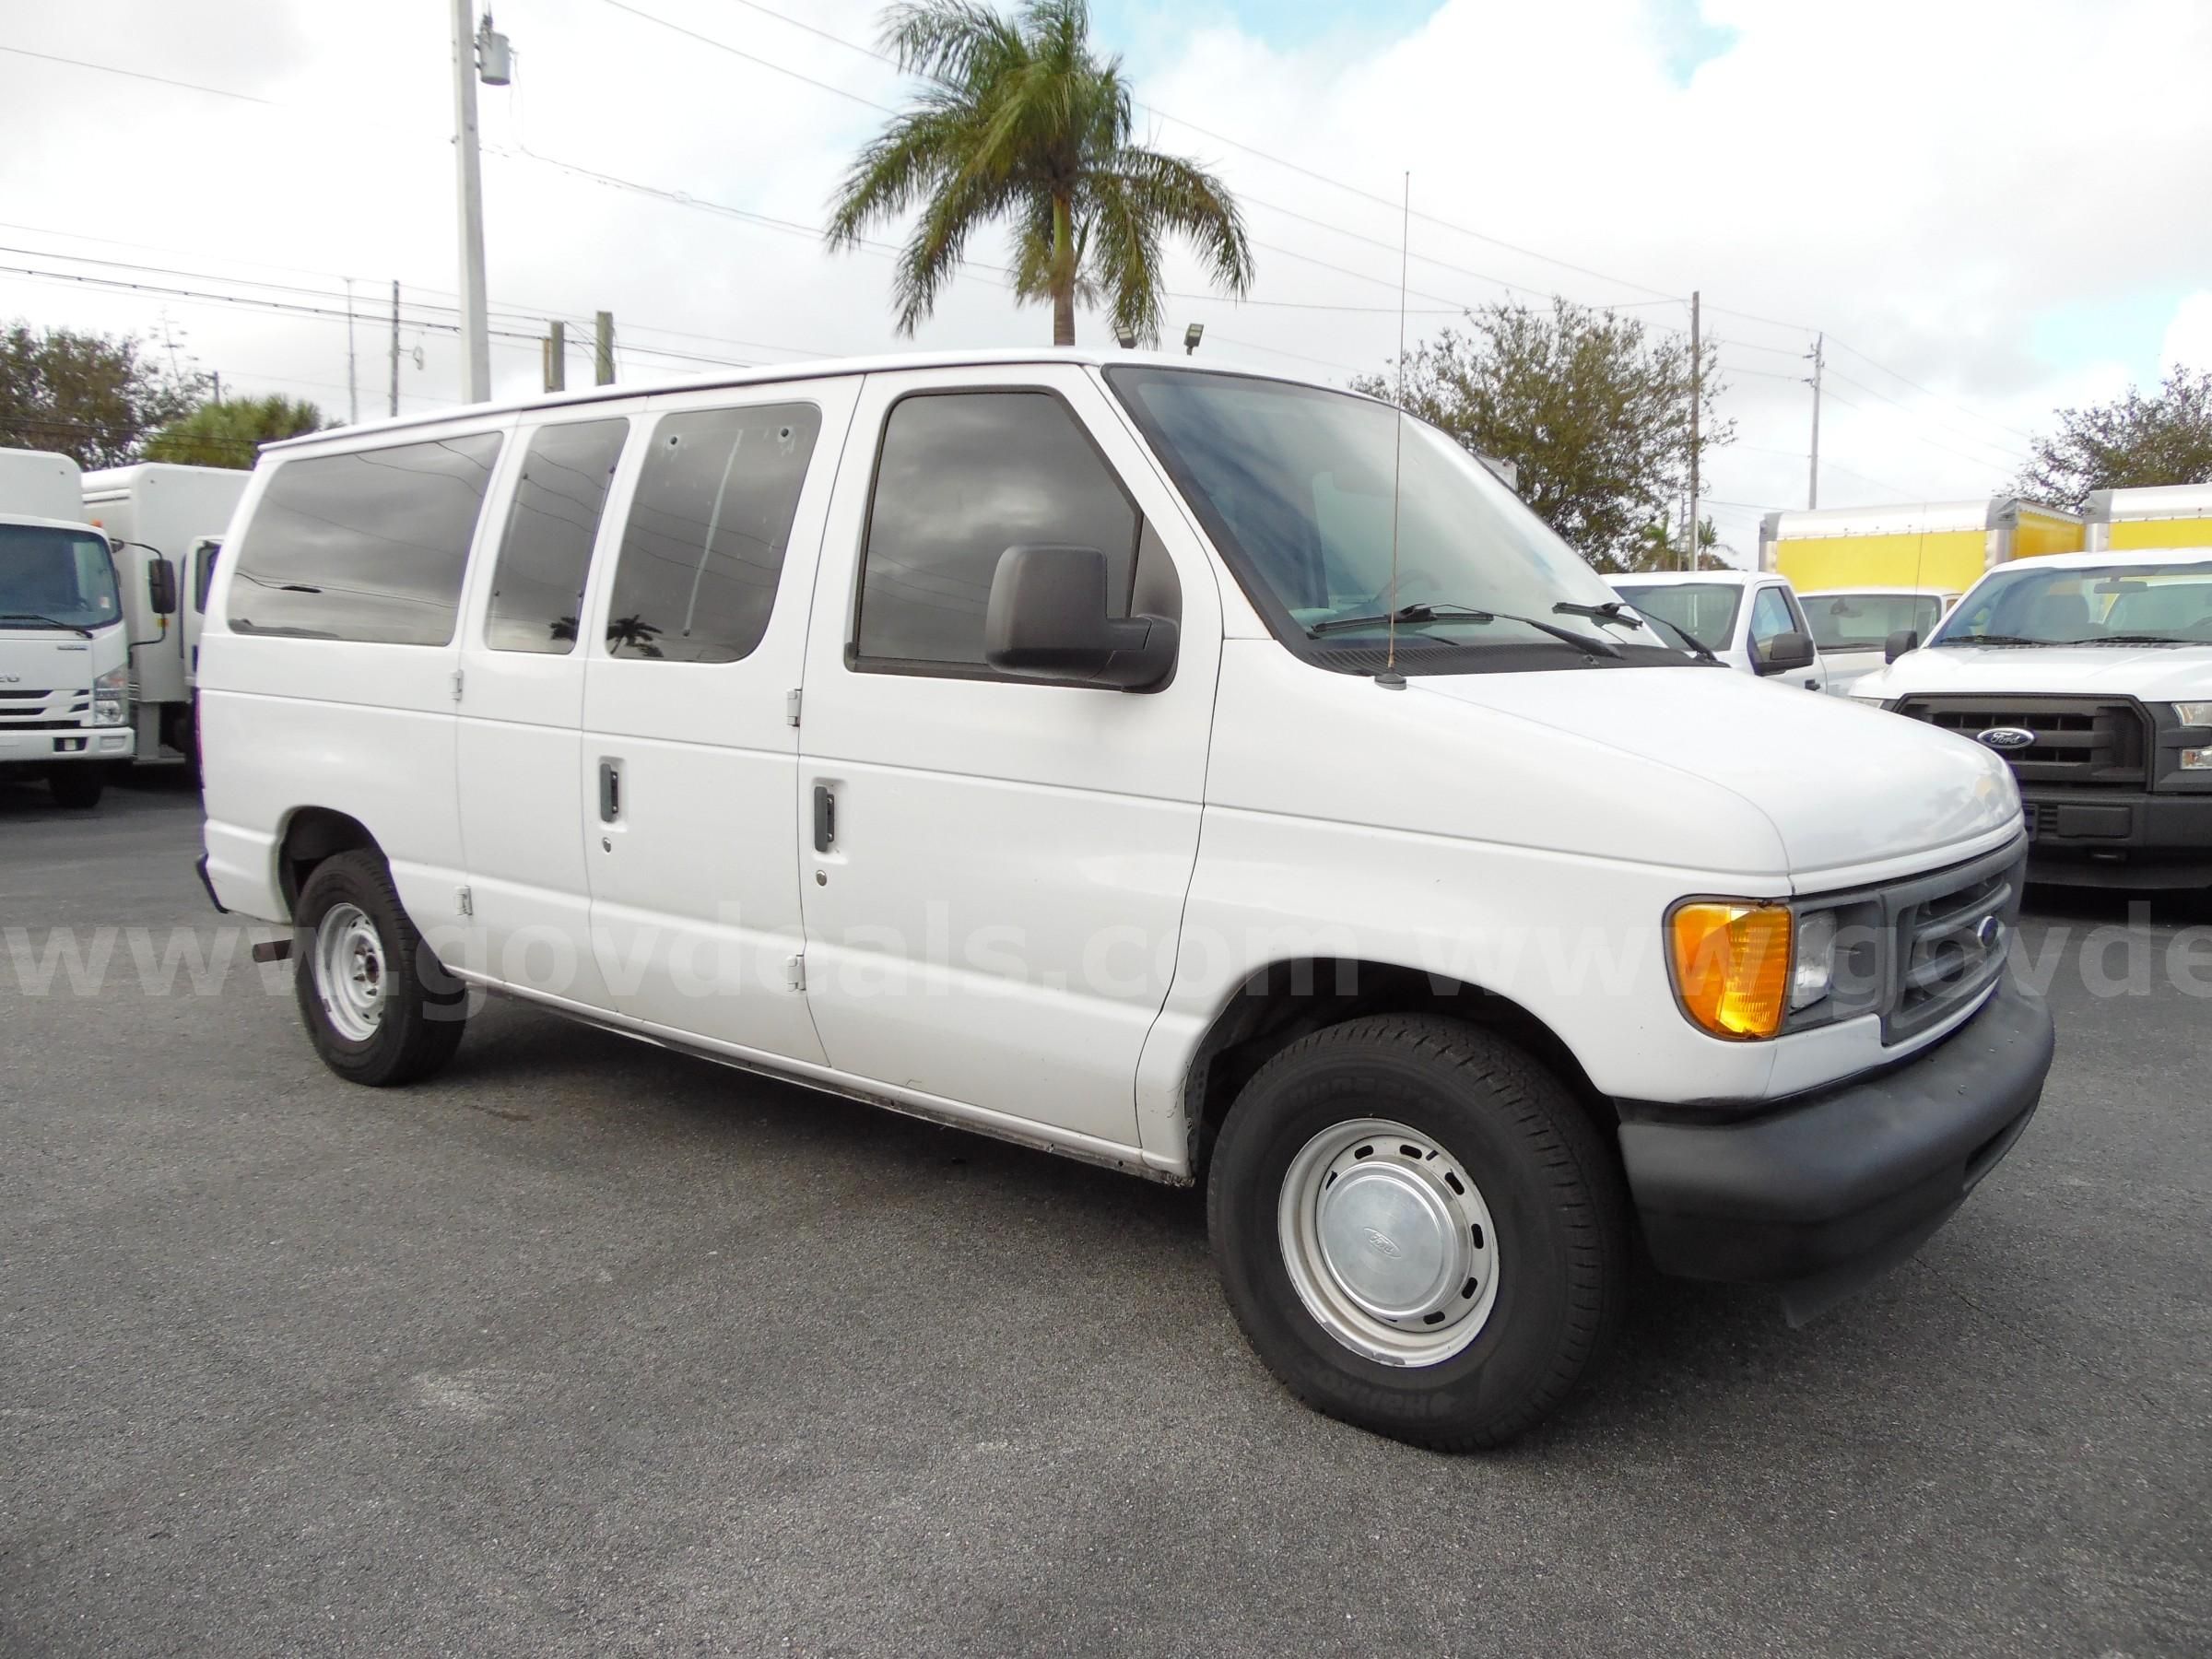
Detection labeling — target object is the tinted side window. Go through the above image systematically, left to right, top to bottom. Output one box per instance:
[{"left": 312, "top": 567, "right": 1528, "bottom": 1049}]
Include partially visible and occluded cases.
[
  {"left": 856, "top": 392, "right": 1140, "bottom": 668},
  {"left": 605, "top": 404, "right": 821, "bottom": 663},
  {"left": 486, "top": 418, "right": 628, "bottom": 654},
  {"left": 229, "top": 433, "right": 502, "bottom": 645}
]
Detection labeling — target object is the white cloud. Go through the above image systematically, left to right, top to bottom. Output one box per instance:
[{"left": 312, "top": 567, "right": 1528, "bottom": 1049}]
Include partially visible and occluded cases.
[
  {"left": 1, "top": 0, "right": 2207, "bottom": 536},
  {"left": 2161, "top": 292, "right": 2212, "bottom": 377}
]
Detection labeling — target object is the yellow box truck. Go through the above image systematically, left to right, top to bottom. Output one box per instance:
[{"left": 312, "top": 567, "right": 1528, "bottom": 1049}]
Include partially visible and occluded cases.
[
  {"left": 2085, "top": 482, "right": 2212, "bottom": 550},
  {"left": 1759, "top": 498, "right": 2083, "bottom": 592}
]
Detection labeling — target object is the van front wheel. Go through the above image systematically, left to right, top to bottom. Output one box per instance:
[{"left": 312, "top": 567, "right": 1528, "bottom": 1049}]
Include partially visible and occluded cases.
[
  {"left": 47, "top": 766, "right": 104, "bottom": 808},
  {"left": 292, "top": 850, "right": 466, "bottom": 1087},
  {"left": 1207, "top": 1015, "right": 1627, "bottom": 1450}
]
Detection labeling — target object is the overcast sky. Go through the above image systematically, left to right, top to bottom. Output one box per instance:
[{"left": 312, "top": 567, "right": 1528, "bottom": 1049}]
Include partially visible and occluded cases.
[{"left": 3, "top": 0, "right": 2207, "bottom": 561}]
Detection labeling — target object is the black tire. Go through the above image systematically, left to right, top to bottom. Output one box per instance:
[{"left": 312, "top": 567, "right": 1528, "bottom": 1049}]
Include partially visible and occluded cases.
[
  {"left": 47, "top": 766, "right": 104, "bottom": 809},
  {"left": 291, "top": 849, "right": 466, "bottom": 1087},
  {"left": 1207, "top": 1014, "right": 1628, "bottom": 1450}
]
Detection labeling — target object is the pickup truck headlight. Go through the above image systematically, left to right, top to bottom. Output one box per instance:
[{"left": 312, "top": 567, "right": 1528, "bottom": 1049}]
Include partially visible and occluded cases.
[
  {"left": 92, "top": 665, "right": 127, "bottom": 727},
  {"left": 2173, "top": 701, "right": 2212, "bottom": 727},
  {"left": 1668, "top": 901, "right": 1792, "bottom": 1041}
]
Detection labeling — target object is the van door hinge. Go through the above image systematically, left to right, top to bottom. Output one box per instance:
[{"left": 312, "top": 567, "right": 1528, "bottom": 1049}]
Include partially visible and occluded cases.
[
  {"left": 451, "top": 669, "right": 465, "bottom": 703},
  {"left": 785, "top": 688, "right": 802, "bottom": 727},
  {"left": 457, "top": 885, "right": 474, "bottom": 917},
  {"left": 785, "top": 953, "right": 805, "bottom": 992}
]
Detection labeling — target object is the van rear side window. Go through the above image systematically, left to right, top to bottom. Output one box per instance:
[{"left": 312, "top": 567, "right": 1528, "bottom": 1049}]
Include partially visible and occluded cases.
[
  {"left": 604, "top": 404, "right": 821, "bottom": 663},
  {"left": 486, "top": 418, "right": 629, "bottom": 654},
  {"left": 228, "top": 433, "right": 503, "bottom": 645}
]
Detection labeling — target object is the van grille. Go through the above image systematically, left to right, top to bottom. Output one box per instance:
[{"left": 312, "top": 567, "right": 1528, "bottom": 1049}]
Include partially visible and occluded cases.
[
  {"left": 0, "top": 689, "right": 88, "bottom": 726},
  {"left": 1893, "top": 695, "right": 2149, "bottom": 789},
  {"left": 1888, "top": 857, "right": 2016, "bottom": 1043}
]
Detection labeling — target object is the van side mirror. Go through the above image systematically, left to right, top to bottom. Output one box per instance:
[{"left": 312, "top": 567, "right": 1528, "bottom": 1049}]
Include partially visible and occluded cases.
[
  {"left": 983, "top": 545, "right": 1178, "bottom": 690},
  {"left": 147, "top": 557, "right": 178, "bottom": 617},
  {"left": 1884, "top": 628, "right": 1920, "bottom": 663},
  {"left": 1756, "top": 629, "right": 1815, "bottom": 674}
]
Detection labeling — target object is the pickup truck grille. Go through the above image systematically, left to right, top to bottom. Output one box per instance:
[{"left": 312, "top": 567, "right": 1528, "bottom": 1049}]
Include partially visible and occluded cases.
[
  {"left": 0, "top": 689, "right": 88, "bottom": 726},
  {"left": 1893, "top": 694, "right": 2149, "bottom": 789}
]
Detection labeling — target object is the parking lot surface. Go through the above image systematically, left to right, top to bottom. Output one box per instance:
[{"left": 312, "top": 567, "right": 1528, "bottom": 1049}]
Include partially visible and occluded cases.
[{"left": 3, "top": 778, "right": 2207, "bottom": 1657}]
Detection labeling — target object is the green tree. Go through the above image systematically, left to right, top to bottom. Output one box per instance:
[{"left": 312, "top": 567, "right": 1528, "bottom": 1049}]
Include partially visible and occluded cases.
[
  {"left": 828, "top": 0, "right": 1253, "bottom": 346},
  {"left": 1353, "top": 299, "right": 1733, "bottom": 571},
  {"left": 0, "top": 322, "right": 204, "bottom": 467},
  {"left": 2017, "top": 366, "right": 2212, "bottom": 512},
  {"left": 146, "top": 394, "right": 325, "bottom": 469},
  {"left": 1625, "top": 515, "right": 1729, "bottom": 572}
]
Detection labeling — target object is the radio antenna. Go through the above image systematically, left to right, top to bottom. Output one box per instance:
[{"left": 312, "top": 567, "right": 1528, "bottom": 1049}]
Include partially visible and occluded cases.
[{"left": 1386, "top": 171, "right": 1410, "bottom": 672}]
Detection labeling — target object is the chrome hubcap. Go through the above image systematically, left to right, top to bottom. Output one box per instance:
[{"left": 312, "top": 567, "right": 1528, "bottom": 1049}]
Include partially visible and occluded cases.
[
  {"left": 313, "top": 902, "right": 386, "bottom": 1042},
  {"left": 1278, "top": 1118, "right": 1500, "bottom": 1367}
]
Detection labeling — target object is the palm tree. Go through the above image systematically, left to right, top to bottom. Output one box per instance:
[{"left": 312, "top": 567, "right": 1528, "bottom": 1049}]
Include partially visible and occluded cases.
[{"left": 828, "top": 0, "right": 1254, "bottom": 347}]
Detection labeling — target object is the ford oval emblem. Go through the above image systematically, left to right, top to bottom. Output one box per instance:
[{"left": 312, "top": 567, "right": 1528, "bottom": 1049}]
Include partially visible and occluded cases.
[
  {"left": 1977, "top": 726, "right": 2037, "bottom": 751},
  {"left": 1363, "top": 1228, "right": 1405, "bottom": 1260}
]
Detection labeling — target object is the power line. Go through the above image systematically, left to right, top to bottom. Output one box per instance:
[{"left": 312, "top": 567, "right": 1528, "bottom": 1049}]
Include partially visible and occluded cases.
[
  {"left": 599, "top": 0, "right": 896, "bottom": 114},
  {"left": 0, "top": 43, "right": 276, "bottom": 106},
  {"left": 1823, "top": 366, "right": 2019, "bottom": 463}
]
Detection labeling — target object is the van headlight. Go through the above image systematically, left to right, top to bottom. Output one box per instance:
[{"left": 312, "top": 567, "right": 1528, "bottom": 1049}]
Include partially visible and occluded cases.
[
  {"left": 92, "top": 665, "right": 128, "bottom": 727},
  {"left": 1667, "top": 901, "right": 1792, "bottom": 1040},
  {"left": 1791, "top": 909, "right": 1838, "bottom": 1010}
]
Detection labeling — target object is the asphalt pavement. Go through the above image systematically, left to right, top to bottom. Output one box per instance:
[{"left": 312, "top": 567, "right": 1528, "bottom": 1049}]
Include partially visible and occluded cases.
[{"left": 2, "top": 775, "right": 2206, "bottom": 1656}]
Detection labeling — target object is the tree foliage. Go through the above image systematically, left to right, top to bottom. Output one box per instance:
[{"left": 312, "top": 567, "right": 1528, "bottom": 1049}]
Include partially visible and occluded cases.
[
  {"left": 827, "top": 0, "right": 1253, "bottom": 345},
  {"left": 1353, "top": 299, "right": 1733, "bottom": 571},
  {"left": 0, "top": 322, "right": 204, "bottom": 468},
  {"left": 2016, "top": 366, "right": 2212, "bottom": 512},
  {"left": 146, "top": 395, "right": 325, "bottom": 469},
  {"left": 1624, "top": 515, "right": 1729, "bottom": 572}
]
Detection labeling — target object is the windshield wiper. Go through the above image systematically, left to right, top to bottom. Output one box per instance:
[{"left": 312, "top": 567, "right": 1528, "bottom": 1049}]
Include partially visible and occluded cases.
[
  {"left": 1553, "top": 599, "right": 1642, "bottom": 629},
  {"left": 1310, "top": 603, "right": 1620, "bottom": 657},
  {"left": 0, "top": 611, "right": 92, "bottom": 639},
  {"left": 1640, "top": 613, "right": 1719, "bottom": 662},
  {"left": 1934, "top": 633, "right": 2042, "bottom": 647},
  {"left": 2056, "top": 633, "right": 2198, "bottom": 646}
]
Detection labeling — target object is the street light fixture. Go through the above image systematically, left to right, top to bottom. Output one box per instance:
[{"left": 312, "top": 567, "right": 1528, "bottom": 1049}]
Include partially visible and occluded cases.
[
  {"left": 1183, "top": 323, "right": 1205, "bottom": 356},
  {"left": 1113, "top": 326, "right": 1136, "bottom": 349}
]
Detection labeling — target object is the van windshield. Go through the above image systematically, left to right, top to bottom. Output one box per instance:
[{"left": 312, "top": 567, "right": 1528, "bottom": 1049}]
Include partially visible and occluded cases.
[
  {"left": 1107, "top": 367, "right": 1683, "bottom": 672},
  {"left": 0, "top": 524, "right": 122, "bottom": 630},
  {"left": 1930, "top": 560, "right": 2212, "bottom": 646},
  {"left": 1609, "top": 582, "right": 1740, "bottom": 653},
  {"left": 1803, "top": 592, "right": 1945, "bottom": 651}
]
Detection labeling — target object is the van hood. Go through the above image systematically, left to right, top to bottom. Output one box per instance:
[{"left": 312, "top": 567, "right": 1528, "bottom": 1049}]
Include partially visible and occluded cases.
[
  {"left": 0, "top": 631, "right": 100, "bottom": 686},
  {"left": 1853, "top": 642, "right": 2212, "bottom": 704},
  {"left": 1411, "top": 664, "right": 2018, "bottom": 878}
]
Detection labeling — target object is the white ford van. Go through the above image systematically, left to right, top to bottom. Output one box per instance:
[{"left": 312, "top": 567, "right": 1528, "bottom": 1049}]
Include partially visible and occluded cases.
[{"left": 198, "top": 351, "right": 2053, "bottom": 1447}]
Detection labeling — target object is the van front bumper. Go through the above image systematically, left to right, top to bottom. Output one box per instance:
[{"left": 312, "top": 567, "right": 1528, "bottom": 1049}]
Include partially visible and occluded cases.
[
  {"left": 0, "top": 728, "right": 135, "bottom": 764},
  {"left": 1618, "top": 974, "right": 2053, "bottom": 1319}
]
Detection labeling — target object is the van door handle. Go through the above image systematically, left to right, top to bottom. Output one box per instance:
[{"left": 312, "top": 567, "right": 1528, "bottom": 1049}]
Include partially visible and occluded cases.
[
  {"left": 599, "top": 759, "right": 622, "bottom": 823},
  {"left": 812, "top": 783, "right": 834, "bottom": 853}
]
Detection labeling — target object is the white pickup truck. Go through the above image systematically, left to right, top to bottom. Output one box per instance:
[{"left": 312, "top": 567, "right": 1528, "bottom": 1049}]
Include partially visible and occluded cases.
[
  {"left": 198, "top": 349, "right": 2053, "bottom": 1447},
  {"left": 1607, "top": 569, "right": 1828, "bottom": 692}
]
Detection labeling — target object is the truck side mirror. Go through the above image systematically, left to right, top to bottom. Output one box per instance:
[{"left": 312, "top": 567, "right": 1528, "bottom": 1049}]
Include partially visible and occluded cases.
[
  {"left": 983, "top": 545, "right": 1178, "bottom": 691},
  {"left": 147, "top": 557, "right": 178, "bottom": 617},
  {"left": 1884, "top": 628, "right": 1920, "bottom": 663},
  {"left": 1756, "top": 630, "right": 1815, "bottom": 675}
]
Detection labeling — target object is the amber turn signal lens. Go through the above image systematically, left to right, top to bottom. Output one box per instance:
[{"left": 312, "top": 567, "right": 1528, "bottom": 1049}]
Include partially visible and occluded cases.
[{"left": 1669, "top": 902, "right": 1794, "bottom": 1041}]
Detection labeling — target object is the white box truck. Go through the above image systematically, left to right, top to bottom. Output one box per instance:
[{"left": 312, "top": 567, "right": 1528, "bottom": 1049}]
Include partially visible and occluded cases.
[
  {"left": 0, "top": 449, "right": 136, "bottom": 806},
  {"left": 81, "top": 463, "right": 249, "bottom": 769}
]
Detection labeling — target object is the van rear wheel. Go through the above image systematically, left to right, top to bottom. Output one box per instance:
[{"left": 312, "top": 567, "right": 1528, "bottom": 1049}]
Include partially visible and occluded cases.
[
  {"left": 292, "top": 850, "right": 466, "bottom": 1087},
  {"left": 1207, "top": 1015, "right": 1627, "bottom": 1450}
]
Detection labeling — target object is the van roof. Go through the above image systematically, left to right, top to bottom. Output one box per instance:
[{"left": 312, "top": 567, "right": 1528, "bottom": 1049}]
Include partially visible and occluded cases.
[
  {"left": 260, "top": 347, "right": 1343, "bottom": 455},
  {"left": 1976, "top": 547, "right": 2212, "bottom": 573},
  {"left": 1606, "top": 570, "right": 1769, "bottom": 587}
]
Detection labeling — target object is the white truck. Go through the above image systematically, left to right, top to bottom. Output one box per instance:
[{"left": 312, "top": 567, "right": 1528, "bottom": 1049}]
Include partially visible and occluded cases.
[
  {"left": 197, "top": 349, "right": 2053, "bottom": 1448},
  {"left": 0, "top": 450, "right": 136, "bottom": 806},
  {"left": 81, "top": 463, "right": 249, "bottom": 769},
  {"left": 1849, "top": 547, "right": 2212, "bottom": 890},
  {"left": 1605, "top": 568, "right": 1828, "bottom": 691},
  {"left": 1798, "top": 586, "right": 1959, "bottom": 698}
]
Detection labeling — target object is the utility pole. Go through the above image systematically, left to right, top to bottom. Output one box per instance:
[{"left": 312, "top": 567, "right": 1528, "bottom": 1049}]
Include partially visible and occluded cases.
[
  {"left": 450, "top": 0, "right": 497, "bottom": 403},
  {"left": 344, "top": 276, "right": 359, "bottom": 424},
  {"left": 389, "top": 280, "right": 401, "bottom": 418},
  {"left": 1686, "top": 289, "right": 1700, "bottom": 571},
  {"left": 594, "top": 311, "right": 615, "bottom": 385},
  {"left": 543, "top": 320, "right": 566, "bottom": 394},
  {"left": 1806, "top": 331, "right": 1825, "bottom": 510},
  {"left": 210, "top": 371, "right": 221, "bottom": 405}
]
